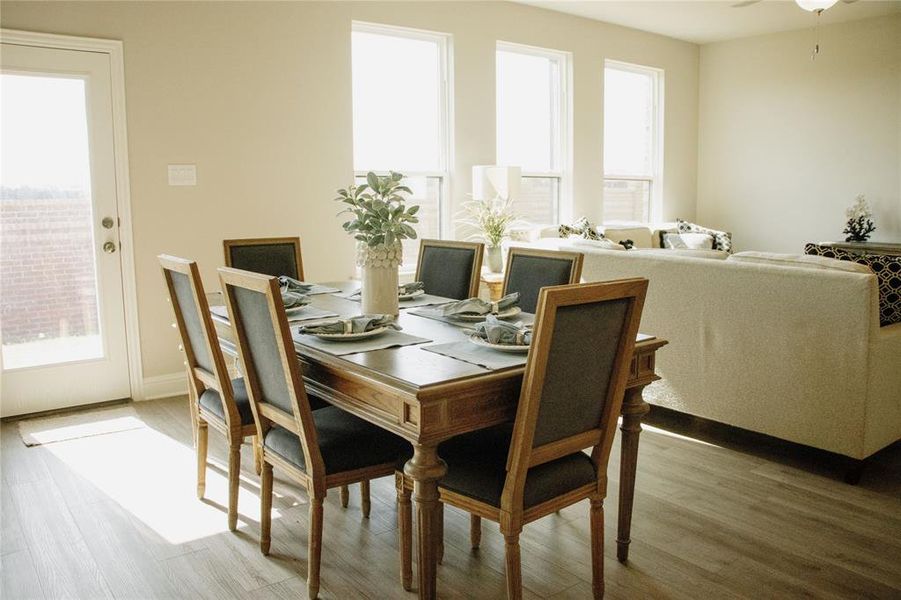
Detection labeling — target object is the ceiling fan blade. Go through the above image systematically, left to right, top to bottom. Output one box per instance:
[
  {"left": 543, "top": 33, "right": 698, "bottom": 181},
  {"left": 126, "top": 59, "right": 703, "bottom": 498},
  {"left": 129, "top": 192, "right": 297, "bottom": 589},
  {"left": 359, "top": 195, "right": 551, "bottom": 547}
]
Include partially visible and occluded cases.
[
  {"left": 731, "top": 0, "right": 763, "bottom": 7},
  {"left": 841, "top": 0, "right": 859, "bottom": 3}
]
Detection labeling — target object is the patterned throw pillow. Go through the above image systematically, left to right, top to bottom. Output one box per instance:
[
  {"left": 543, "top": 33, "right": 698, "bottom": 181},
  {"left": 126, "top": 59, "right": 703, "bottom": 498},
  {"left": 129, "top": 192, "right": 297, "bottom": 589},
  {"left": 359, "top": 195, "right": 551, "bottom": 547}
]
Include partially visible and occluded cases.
[
  {"left": 558, "top": 217, "right": 603, "bottom": 241},
  {"left": 676, "top": 219, "right": 733, "bottom": 253},
  {"left": 804, "top": 243, "right": 901, "bottom": 327}
]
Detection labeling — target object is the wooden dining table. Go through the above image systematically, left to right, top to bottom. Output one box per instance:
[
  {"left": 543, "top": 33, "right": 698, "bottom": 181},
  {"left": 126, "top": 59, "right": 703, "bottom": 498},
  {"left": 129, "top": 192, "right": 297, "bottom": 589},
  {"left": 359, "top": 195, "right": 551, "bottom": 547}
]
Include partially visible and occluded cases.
[{"left": 209, "top": 282, "right": 667, "bottom": 599}]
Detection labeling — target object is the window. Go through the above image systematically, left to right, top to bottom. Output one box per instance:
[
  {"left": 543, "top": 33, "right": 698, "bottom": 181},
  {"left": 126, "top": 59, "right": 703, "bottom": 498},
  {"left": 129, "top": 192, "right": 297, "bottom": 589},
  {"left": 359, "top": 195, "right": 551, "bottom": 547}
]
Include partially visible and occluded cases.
[
  {"left": 352, "top": 23, "right": 450, "bottom": 267},
  {"left": 496, "top": 43, "right": 570, "bottom": 225},
  {"left": 603, "top": 61, "right": 663, "bottom": 223}
]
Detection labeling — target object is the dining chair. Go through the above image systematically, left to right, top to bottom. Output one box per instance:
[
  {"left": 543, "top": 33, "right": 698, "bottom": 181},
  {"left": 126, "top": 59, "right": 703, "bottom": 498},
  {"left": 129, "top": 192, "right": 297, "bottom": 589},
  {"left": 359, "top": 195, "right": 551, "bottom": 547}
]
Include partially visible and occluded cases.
[
  {"left": 222, "top": 236, "right": 361, "bottom": 510},
  {"left": 223, "top": 236, "right": 304, "bottom": 280},
  {"left": 415, "top": 239, "right": 485, "bottom": 300},
  {"left": 502, "top": 247, "right": 584, "bottom": 314},
  {"left": 159, "top": 255, "right": 261, "bottom": 532},
  {"left": 218, "top": 266, "right": 410, "bottom": 599},
  {"left": 397, "top": 278, "right": 648, "bottom": 599}
]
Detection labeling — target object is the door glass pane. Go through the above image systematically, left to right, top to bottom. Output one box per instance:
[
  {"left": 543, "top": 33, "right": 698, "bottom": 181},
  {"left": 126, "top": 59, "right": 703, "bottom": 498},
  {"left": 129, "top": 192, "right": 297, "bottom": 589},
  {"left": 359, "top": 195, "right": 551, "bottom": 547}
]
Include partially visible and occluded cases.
[{"left": 1, "top": 74, "right": 102, "bottom": 369}]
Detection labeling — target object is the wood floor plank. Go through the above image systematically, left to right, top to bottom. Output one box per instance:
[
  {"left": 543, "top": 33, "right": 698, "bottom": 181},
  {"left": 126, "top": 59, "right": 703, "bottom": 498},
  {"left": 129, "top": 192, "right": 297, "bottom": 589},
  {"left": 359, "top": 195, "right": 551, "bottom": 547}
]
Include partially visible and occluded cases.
[{"left": 10, "top": 479, "right": 113, "bottom": 599}]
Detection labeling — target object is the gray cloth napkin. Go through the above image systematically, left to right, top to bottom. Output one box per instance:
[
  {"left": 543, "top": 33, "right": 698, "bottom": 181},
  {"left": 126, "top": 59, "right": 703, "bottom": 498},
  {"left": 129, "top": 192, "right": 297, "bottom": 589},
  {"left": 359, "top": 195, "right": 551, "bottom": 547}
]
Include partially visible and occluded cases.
[
  {"left": 279, "top": 276, "right": 314, "bottom": 294},
  {"left": 399, "top": 281, "right": 425, "bottom": 295},
  {"left": 282, "top": 291, "right": 311, "bottom": 309},
  {"left": 437, "top": 292, "right": 520, "bottom": 317},
  {"left": 297, "top": 314, "right": 400, "bottom": 335},
  {"left": 472, "top": 315, "right": 531, "bottom": 346}
]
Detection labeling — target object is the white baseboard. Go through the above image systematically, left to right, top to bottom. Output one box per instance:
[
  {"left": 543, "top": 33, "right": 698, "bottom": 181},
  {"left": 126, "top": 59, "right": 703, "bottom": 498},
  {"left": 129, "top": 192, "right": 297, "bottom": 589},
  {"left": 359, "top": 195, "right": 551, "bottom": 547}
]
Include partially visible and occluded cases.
[{"left": 140, "top": 372, "right": 187, "bottom": 401}]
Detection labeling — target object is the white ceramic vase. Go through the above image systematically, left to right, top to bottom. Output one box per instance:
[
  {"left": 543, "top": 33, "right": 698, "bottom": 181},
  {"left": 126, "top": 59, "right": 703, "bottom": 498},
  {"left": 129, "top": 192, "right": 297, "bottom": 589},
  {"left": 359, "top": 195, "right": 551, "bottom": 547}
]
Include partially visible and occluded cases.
[
  {"left": 356, "top": 241, "right": 402, "bottom": 316},
  {"left": 486, "top": 245, "right": 503, "bottom": 273}
]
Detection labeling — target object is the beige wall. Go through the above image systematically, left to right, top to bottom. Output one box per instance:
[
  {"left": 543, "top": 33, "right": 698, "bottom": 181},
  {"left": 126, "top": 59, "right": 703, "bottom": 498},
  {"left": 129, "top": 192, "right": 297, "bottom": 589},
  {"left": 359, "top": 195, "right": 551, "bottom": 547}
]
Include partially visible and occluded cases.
[
  {"left": 0, "top": 1, "right": 699, "bottom": 385},
  {"left": 697, "top": 15, "right": 901, "bottom": 253}
]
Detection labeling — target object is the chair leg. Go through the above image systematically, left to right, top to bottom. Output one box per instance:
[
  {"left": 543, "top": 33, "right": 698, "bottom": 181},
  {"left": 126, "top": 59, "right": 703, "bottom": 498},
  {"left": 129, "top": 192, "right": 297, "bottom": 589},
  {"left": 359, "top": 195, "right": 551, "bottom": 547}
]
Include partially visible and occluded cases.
[
  {"left": 196, "top": 419, "right": 208, "bottom": 499},
  {"left": 252, "top": 435, "right": 262, "bottom": 476},
  {"left": 227, "top": 442, "right": 241, "bottom": 531},
  {"left": 260, "top": 462, "right": 273, "bottom": 556},
  {"left": 396, "top": 474, "right": 413, "bottom": 591},
  {"left": 360, "top": 480, "right": 371, "bottom": 518},
  {"left": 340, "top": 484, "right": 349, "bottom": 508},
  {"left": 308, "top": 496, "right": 324, "bottom": 600},
  {"left": 590, "top": 498, "right": 604, "bottom": 599},
  {"left": 437, "top": 502, "right": 445, "bottom": 564},
  {"left": 470, "top": 514, "right": 482, "bottom": 550},
  {"left": 504, "top": 532, "right": 523, "bottom": 600}
]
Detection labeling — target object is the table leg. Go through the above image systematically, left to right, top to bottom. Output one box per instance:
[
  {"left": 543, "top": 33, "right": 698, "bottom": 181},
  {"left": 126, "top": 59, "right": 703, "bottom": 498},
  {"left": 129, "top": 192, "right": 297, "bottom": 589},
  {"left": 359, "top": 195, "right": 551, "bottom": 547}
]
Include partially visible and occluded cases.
[
  {"left": 617, "top": 385, "right": 649, "bottom": 563},
  {"left": 404, "top": 443, "right": 447, "bottom": 600}
]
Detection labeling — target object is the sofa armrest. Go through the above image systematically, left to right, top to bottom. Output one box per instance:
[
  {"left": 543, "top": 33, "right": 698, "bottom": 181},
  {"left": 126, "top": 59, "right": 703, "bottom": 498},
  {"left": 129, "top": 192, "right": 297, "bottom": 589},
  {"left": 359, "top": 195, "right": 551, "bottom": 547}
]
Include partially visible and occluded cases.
[{"left": 863, "top": 321, "right": 901, "bottom": 457}]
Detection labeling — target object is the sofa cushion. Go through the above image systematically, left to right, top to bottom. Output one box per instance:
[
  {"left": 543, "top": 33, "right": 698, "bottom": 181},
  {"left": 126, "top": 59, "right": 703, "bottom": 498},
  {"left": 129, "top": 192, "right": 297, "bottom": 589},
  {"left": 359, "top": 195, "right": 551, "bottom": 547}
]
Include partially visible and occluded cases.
[
  {"left": 676, "top": 219, "right": 733, "bottom": 253},
  {"left": 599, "top": 226, "right": 653, "bottom": 248},
  {"left": 662, "top": 232, "right": 714, "bottom": 250},
  {"left": 568, "top": 238, "right": 625, "bottom": 251},
  {"left": 804, "top": 243, "right": 901, "bottom": 326},
  {"left": 631, "top": 248, "right": 729, "bottom": 260},
  {"left": 728, "top": 251, "right": 872, "bottom": 274}
]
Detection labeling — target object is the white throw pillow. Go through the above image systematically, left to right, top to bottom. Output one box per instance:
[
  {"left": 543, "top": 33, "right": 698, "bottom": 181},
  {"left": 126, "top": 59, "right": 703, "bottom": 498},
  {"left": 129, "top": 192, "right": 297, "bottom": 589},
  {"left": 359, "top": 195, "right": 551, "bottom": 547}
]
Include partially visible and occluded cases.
[
  {"left": 662, "top": 232, "right": 714, "bottom": 250},
  {"left": 569, "top": 238, "right": 626, "bottom": 251}
]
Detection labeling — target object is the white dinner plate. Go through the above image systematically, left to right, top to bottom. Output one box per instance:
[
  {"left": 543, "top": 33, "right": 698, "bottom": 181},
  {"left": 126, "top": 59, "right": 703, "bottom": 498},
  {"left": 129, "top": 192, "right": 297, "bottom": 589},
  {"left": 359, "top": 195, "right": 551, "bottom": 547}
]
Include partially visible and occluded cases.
[
  {"left": 399, "top": 289, "right": 426, "bottom": 301},
  {"left": 451, "top": 307, "right": 522, "bottom": 322},
  {"left": 310, "top": 326, "right": 388, "bottom": 341},
  {"left": 468, "top": 334, "right": 530, "bottom": 353}
]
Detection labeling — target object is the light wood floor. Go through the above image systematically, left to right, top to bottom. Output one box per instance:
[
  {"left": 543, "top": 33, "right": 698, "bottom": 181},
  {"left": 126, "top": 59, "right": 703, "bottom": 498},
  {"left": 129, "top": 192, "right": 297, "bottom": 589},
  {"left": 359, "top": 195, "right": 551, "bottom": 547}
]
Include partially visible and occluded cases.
[{"left": 1, "top": 396, "right": 899, "bottom": 599}]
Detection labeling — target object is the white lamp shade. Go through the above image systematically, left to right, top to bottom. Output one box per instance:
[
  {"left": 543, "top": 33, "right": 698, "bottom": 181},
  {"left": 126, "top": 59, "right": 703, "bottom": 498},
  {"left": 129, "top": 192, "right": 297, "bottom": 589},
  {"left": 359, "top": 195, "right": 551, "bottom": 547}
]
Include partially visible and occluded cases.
[
  {"left": 795, "top": 0, "right": 838, "bottom": 11},
  {"left": 472, "top": 165, "right": 521, "bottom": 200}
]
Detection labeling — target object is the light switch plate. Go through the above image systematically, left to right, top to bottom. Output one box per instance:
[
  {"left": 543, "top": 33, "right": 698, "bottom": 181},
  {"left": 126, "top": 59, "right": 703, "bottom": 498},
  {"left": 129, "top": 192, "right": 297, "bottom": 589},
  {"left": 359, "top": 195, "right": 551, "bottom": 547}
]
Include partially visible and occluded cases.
[{"left": 168, "top": 164, "right": 197, "bottom": 186}]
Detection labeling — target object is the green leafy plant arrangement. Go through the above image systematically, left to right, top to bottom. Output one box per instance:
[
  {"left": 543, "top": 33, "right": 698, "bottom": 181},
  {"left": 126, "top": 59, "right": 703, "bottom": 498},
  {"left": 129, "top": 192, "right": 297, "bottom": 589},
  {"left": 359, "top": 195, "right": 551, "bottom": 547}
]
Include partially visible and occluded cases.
[
  {"left": 335, "top": 171, "right": 420, "bottom": 248},
  {"left": 457, "top": 196, "right": 519, "bottom": 248}
]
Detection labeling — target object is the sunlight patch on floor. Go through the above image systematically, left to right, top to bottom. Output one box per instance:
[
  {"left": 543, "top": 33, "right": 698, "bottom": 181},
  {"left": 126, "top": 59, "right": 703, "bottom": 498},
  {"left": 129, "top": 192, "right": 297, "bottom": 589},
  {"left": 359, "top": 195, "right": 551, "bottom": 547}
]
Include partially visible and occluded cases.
[{"left": 43, "top": 423, "right": 288, "bottom": 544}]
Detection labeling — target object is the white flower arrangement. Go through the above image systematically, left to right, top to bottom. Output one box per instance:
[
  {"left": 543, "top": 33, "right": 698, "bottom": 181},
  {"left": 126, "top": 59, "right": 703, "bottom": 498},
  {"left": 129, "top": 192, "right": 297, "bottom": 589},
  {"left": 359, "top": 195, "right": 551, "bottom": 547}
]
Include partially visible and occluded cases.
[{"left": 843, "top": 194, "right": 876, "bottom": 242}]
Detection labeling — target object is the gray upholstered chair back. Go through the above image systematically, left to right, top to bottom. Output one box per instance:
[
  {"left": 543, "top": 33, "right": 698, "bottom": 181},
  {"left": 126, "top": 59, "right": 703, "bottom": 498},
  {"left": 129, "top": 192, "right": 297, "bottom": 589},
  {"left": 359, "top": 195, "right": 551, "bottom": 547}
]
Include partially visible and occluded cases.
[
  {"left": 225, "top": 239, "right": 302, "bottom": 280},
  {"left": 417, "top": 243, "right": 479, "bottom": 300},
  {"left": 505, "top": 253, "right": 580, "bottom": 314},
  {"left": 168, "top": 269, "right": 215, "bottom": 374},
  {"left": 224, "top": 284, "right": 295, "bottom": 416},
  {"left": 530, "top": 297, "right": 630, "bottom": 447}
]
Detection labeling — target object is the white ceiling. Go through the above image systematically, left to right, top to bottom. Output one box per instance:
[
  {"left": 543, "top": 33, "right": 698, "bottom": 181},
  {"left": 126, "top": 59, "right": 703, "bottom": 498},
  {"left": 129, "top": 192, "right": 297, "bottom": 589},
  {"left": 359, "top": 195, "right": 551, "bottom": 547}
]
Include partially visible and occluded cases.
[{"left": 516, "top": 0, "right": 901, "bottom": 44}]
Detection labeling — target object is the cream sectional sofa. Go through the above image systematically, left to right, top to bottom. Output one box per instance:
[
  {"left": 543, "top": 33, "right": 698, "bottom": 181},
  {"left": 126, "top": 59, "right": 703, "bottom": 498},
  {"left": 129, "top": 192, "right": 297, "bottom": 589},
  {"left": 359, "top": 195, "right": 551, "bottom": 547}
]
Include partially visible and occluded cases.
[{"left": 520, "top": 238, "right": 901, "bottom": 463}]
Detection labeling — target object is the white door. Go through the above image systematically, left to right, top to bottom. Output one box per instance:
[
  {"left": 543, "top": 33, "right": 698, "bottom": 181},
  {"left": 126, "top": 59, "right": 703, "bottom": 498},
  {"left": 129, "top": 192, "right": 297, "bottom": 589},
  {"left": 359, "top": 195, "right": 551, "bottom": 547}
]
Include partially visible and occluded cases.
[{"left": 1, "top": 41, "right": 131, "bottom": 416}]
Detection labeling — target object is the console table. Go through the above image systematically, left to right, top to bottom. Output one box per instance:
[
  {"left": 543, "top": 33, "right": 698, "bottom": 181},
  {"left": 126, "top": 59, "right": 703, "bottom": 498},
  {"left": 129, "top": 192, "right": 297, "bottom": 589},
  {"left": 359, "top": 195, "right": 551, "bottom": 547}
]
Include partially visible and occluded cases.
[{"left": 821, "top": 241, "right": 901, "bottom": 256}]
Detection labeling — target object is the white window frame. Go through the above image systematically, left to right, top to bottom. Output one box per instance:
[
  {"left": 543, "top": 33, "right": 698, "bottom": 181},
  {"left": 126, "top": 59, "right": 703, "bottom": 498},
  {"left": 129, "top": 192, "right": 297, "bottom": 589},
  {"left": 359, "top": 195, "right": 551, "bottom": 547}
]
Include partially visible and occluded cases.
[
  {"left": 351, "top": 21, "right": 453, "bottom": 245},
  {"left": 496, "top": 41, "right": 572, "bottom": 224},
  {"left": 603, "top": 59, "right": 664, "bottom": 223}
]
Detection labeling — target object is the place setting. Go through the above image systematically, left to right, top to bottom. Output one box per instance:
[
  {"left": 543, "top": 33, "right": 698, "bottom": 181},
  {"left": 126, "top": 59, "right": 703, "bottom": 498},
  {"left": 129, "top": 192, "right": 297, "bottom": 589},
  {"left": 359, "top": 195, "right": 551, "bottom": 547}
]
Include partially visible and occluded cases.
[
  {"left": 210, "top": 278, "right": 340, "bottom": 323},
  {"left": 335, "top": 281, "right": 456, "bottom": 309},
  {"left": 409, "top": 291, "right": 533, "bottom": 327},
  {"left": 292, "top": 313, "right": 432, "bottom": 356},
  {"left": 421, "top": 314, "right": 533, "bottom": 370}
]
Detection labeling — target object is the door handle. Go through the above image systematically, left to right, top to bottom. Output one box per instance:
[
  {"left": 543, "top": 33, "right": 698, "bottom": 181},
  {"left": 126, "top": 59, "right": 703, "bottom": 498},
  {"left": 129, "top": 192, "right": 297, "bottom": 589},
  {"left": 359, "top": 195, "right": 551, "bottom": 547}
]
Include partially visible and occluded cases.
[
  {"left": 101, "top": 216, "right": 115, "bottom": 229},
  {"left": 103, "top": 241, "right": 117, "bottom": 254}
]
